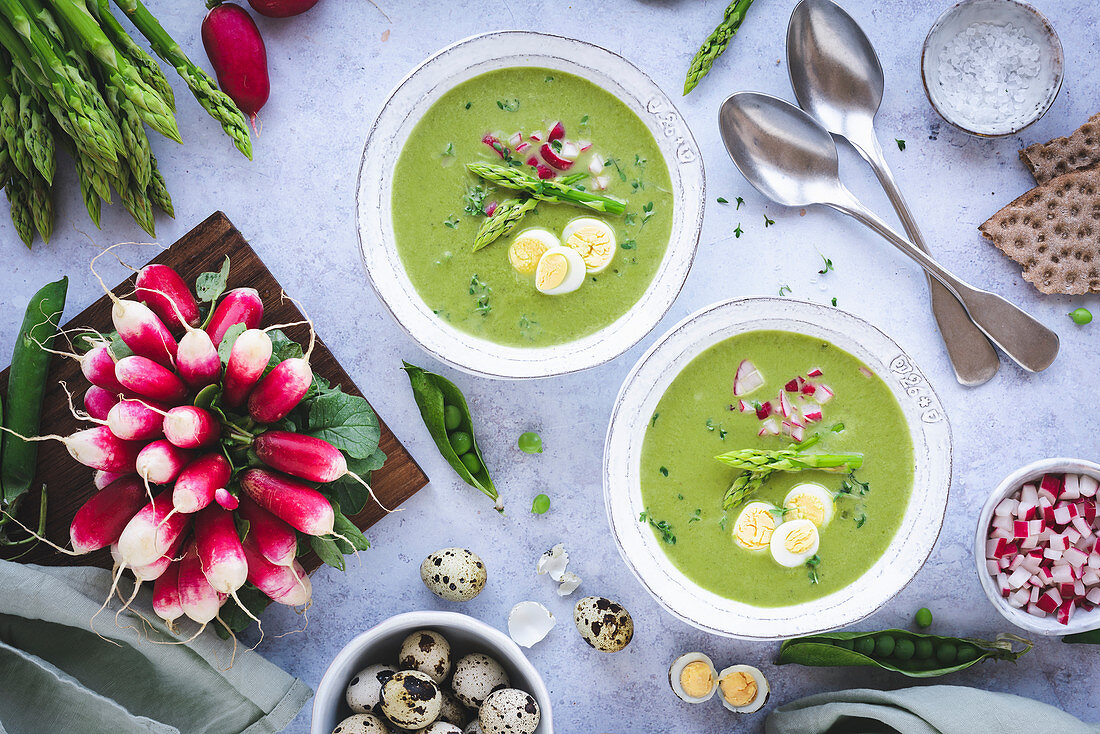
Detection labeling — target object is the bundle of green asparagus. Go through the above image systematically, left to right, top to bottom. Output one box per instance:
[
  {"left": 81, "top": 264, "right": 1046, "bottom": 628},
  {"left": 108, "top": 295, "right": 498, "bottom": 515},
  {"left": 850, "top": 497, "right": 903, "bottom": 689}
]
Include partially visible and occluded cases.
[{"left": 0, "top": 0, "right": 251, "bottom": 247}]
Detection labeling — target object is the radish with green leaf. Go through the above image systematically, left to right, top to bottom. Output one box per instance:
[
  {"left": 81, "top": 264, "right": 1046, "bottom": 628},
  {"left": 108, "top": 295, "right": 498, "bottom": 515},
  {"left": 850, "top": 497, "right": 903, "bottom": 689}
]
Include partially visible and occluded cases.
[{"left": 206, "top": 287, "right": 263, "bottom": 346}]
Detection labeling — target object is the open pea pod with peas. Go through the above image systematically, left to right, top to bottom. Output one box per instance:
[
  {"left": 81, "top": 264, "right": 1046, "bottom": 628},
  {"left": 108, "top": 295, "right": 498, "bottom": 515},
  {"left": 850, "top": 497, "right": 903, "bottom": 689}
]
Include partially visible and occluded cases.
[
  {"left": 403, "top": 362, "right": 501, "bottom": 513},
  {"left": 777, "top": 629, "right": 1032, "bottom": 678}
]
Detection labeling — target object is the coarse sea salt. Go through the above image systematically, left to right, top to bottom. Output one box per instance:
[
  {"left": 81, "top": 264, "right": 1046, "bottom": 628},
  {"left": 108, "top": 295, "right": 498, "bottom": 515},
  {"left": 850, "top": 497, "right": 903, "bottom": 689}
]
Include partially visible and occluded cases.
[{"left": 935, "top": 21, "right": 1042, "bottom": 128}]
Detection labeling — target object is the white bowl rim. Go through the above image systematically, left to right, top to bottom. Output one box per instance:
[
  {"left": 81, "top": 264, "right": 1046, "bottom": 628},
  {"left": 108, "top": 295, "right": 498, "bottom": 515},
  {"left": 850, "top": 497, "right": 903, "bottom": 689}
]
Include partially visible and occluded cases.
[
  {"left": 355, "top": 29, "right": 706, "bottom": 380},
  {"left": 603, "top": 296, "right": 953, "bottom": 639},
  {"left": 974, "top": 457, "right": 1100, "bottom": 636},
  {"left": 310, "top": 610, "right": 553, "bottom": 733}
]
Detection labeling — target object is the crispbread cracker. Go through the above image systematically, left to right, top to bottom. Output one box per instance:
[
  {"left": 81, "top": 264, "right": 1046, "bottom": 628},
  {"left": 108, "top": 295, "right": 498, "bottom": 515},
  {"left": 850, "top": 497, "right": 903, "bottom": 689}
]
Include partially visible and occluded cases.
[
  {"left": 1020, "top": 113, "right": 1100, "bottom": 184},
  {"left": 979, "top": 167, "right": 1100, "bottom": 295}
]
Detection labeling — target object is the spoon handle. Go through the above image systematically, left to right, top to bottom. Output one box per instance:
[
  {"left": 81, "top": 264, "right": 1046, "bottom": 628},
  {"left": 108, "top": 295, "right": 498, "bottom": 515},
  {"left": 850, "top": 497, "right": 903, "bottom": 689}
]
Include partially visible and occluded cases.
[
  {"left": 859, "top": 135, "right": 1000, "bottom": 386},
  {"left": 828, "top": 190, "right": 1059, "bottom": 373}
]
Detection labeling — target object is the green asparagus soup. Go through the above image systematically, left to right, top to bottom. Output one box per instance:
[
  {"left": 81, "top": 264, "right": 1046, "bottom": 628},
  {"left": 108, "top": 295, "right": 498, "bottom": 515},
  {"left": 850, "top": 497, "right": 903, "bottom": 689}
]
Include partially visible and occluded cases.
[
  {"left": 391, "top": 67, "right": 673, "bottom": 347},
  {"left": 639, "top": 330, "right": 914, "bottom": 607}
]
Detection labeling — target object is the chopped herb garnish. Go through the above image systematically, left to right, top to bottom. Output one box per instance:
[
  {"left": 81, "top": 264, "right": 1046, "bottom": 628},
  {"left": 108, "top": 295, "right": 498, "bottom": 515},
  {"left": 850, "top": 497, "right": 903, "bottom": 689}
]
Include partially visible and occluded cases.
[
  {"left": 544, "top": 75, "right": 554, "bottom": 82},
  {"left": 497, "top": 98, "right": 520, "bottom": 112},
  {"left": 464, "top": 101, "right": 471, "bottom": 110},
  {"left": 580, "top": 114, "right": 589, "bottom": 126},
  {"left": 895, "top": 138, "right": 906, "bottom": 151},
  {"left": 550, "top": 139, "right": 563, "bottom": 153},
  {"left": 442, "top": 142, "right": 455, "bottom": 157},
  {"left": 634, "top": 154, "right": 646, "bottom": 168},
  {"left": 605, "top": 157, "right": 627, "bottom": 182},
  {"left": 462, "top": 186, "right": 487, "bottom": 216},
  {"left": 717, "top": 196, "right": 729, "bottom": 204},
  {"left": 736, "top": 196, "right": 745, "bottom": 209},
  {"left": 641, "top": 201, "right": 655, "bottom": 226},
  {"left": 624, "top": 213, "right": 637, "bottom": 226},
  {"left": 764, "top": 213, "right": 775, "bottom": 227},
  {"left": 443, "top": 216, "right": 459, "bottom": 229},
  {"left": 734, "top": 223, "right": 743, "bottom": 238},
  {"left": 621, "top": 239, "right": 637, "bottom": 250},
  {"left": 818, "top": 255, "right": 834, "bottom": 274},
  {"left": 469, "top": 275, "right": 492, "bottom": 316},
  {"left": 779, "top": 284, "right": 792, "bottom": 296},
  {"left": 831, "top": 297, "right": 838, "bottom": 307},
  {"left": 518, "top": 314, "right": 540, "bottom": 338},
  {"left": 651, "top": 412, "right": 660, "bottom": 427},
  {"left": 706, "top": 418, "right": 716, "bottom": 432},
  {"left": 830, "top": 422, "right": 845, "bottom": 433},
  {"left": 719, "top": 426, "right": 727, "bottom": 440},
  {"left": 659, "top": 466, "right": 669, "bottom": 477},
  {"left": 677, "top": 493, "right": 684, "bottom": 500},
  {"left": 688, "top": 508, "right": 702, "bottom": 524},
  {"left": 638, "top": 509, "right": 676, "bottom": 544},
  {"left": 855, "top": 512, "right": 867, "bottom": 528},
  {"left": 719, "top": 515, "right": 729, "bottom": 531},
  {"left": 806, "top": 554, "right": 822, "bottom": 584}
]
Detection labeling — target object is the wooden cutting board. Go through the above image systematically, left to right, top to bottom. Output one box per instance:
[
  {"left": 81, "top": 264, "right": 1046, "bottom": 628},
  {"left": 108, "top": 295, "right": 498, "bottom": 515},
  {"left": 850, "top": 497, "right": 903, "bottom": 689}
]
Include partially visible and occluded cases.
[{"left": 0, "top": 212, "right": 428, "bottom": 572}]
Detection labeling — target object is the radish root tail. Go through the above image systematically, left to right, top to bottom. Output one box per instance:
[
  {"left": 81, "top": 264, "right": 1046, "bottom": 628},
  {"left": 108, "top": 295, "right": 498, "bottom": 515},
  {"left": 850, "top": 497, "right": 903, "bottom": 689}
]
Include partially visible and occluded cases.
[{"left": 59, "top": 381, "right": 104, "bottom": 425}]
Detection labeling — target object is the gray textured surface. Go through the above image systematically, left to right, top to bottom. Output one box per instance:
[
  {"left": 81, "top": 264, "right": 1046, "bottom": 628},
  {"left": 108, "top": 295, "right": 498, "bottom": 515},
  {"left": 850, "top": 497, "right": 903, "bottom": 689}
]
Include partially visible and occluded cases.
[{"left": 2, "top": 1, "right": 1098, "bottom": 733}]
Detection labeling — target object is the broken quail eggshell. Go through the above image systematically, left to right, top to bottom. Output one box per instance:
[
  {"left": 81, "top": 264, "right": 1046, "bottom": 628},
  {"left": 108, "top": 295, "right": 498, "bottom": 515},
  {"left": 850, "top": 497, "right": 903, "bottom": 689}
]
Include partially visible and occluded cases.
[
  {"left": 535, "top": 544, "right": 569, "bottom": 581},
  {"left": 421, "top": 548, "right": 487, "bottom": 602},
  {"left": 557, "top": 571, "right": 581, "bottom": 596},
  {"left": 573, "top": 596, "right": 634, "bottom": 652},
  {"left": 508, "top": 601, "right": 556, "bottom": 647},
  {"left": 398, "top": 630, "right": 453, "bottom": 684},
  {"left": 668, "top": 652, "right": 718, "bottom": 703},
  {"left": 450, "top": 653, "right": 510, "bottom": 710},
  {"left": 346, "top": 663, "right": 397, "bottom": 714},
  {"left": 717, "top": 664, "right": 769, "bottom": 714},
  {"left": 380, "top": 670, "right": 443, "bottom": 729},
  {"left": 437, "top": 688, "right": 471, "bottom": 727},
  {"left": 478, "top": 688, "right": 541, "bottom": 734},
  {"left": 331, "top": 712, "right": 390, "bottom": 734}
]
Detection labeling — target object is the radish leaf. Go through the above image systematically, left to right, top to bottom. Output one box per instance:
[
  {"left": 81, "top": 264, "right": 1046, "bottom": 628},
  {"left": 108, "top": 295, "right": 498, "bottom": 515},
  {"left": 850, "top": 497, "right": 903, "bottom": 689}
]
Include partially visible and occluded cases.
[
  {"left": 195, "top": 256, "right": 231, "bottom": 303},
  {"left": 217, "top": 323, "right": 247, "bottom": 364},
  {"left": 306, "top": 391, "right": 381, "bottom": 459},
  {"left": 323, "top": 450, "right": 387, "bottom": 515},
  {"left": 311, "top": 535, "right": 346, "bottom": 572}
]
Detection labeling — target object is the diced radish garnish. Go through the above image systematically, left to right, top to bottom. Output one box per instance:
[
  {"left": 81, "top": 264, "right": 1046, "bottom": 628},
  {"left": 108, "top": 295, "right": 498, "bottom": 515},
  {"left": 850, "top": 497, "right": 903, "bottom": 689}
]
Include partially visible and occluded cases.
[
  {"left": 547, "top": 121, "right": 565, "bottom": 141},
  {"left": 529, "top": 130, "right": 544, "bottom": 142},
  {"left": 508, "top": 132, "right": 523, "bottom": 148},
  {"left": 483, "top": 134, "right": 506, "bottom": 158},
  {"left": 577, "top": 140, "right": 592, "bottom": 151},
  {"left": 515, "top": 141, "right": 530, "bottom": 154},
  {"left": 560, "top": 141, "right": 580, "bottom": 161},
  {"left": 540, "top": 144, "right": 575, "bottom": 170},
  {"left": 526, "top": 155, "right": 539, "bottom": 167},
  {"left": 588, "top": 157, "right": 605, "bottom": 175},
  {"left": 536, "top": 164, "right": 556, "bottom": 180},
  {"left": 593, "top": 175, "right": 610, "bottom": 190},
  {"left": 484, "top": 201, "right": 498, "bottom": 217},
  {"left": 732, "top": 360, "right": 765, "bottom": 397},
  {"left": 858, "top": 366, "right": 873, "bottom": 378},
  {"left": 807, "top": 367, "right": 823, "bottom": 377},
  {"left": 784, "top": 378, "right": 800, "bottom": 393},
  {"left": 801, "top": 382, "right": 817, "bottom": 397},
  {"left": 815, "top": 385, "right": 834, "bottom": 403},
  {"left": 778, "top": 391, "right": 793, "bottom": 418},
  {"left": 737, "top": 399, "right": 751, "bottom": 413},
  {"left": 755, "top": 401, "right": 772, "bottom": 420},
  {"left": 802, "top": 403, "right": 823, "bottom": 422},
  {"left": 757, "top": 418, "right": 779, "bottom": 436},
  {"left": 789, "top": 424, "right": 805, "bottom": 443},
  {"left": 1041, "top": 474, "right": 1063, "bottom": 496},
  {"left": 1062, "top": 474, "right": 1081, "bottom": 500},
  {"left": 1079, "top": 474, "right": 1099, "bottom": 498},
  {"left": 1021, "top": 484, "right": 1038, "bottom": 505},
  {"left": 994, "top": 498, "right": 1017, "bottom": 517},
  {"left": 1054, "top": 505, "right": 1073, "bottom": 525},
  {"left": 1072, "top": 516, "right": 1091, "bottom": 536},
  {"left": 1013, "top": 521, "right": 1030, "bottom": 539},
  {"left": 1044, "top": 547, "right": 1063, "bottom": 562},
  {"left": 1064, "top": 547, "right": 1088, "bottom": 568},
  {"left": 986, "top": 559, "right": 1000, "bottom": 575},
  {"left": 1052, "top": 565, "right": 1075, "bottom": 584},
  {"left": 1037, "top": 588, "right": 1061, "bottom": 613},
  {"left": 1088, "top": 588, "right": 1100, "bottom": 605},
  {"left": 1057, "top": 599, "right": 1076, "bottom": 625},
  {"left": 1027, "top": 603, "right": 1047, "bottom": 617}
]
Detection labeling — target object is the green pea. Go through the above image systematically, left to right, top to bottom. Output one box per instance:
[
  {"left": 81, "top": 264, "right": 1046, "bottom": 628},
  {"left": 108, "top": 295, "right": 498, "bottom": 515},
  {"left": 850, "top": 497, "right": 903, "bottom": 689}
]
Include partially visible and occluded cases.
[
  {"left": 1069, "top": 307, "right": 1093, "bottom": 325},
  {"left": 444, "top": 404, "right": 463, "bottom": 431},
  {"left": 449, "top": 430, "right": 473, "bottom": 455},
  {"left": 518, "top": 431, "right": 543, "bottom": 454},
  {"left": 460, "top": 452, "right": 481, "bottom": 474},
  {"left": 914, "top": 607, "right": 933, "bottom": 628},
  {"left": 873, "top": 635, "right": 896, "bottom": 658},
  {"left": 853, "top": 637, "right": 875, "bottom": 656},
  {"left": 835, "top": 638, "right": 854, "bottom": 650},
  {"left": 892, "top": 638, "right": 914, "bottom": 660},
  {"left": 914, "top": 638, "right": 934, "bottom": 659},
  {"left": 935, "top": 641, "right": 957, "bottom": 664},
  {"left": 956, "top": 644, "right": 979, "bottom": 663}
]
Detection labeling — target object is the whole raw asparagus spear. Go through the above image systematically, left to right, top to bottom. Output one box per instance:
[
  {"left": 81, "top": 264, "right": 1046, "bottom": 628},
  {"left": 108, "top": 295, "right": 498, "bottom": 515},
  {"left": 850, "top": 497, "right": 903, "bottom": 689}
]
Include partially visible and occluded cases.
[
  {"left": 43, "top": 0, "right": 179, "bottom": 142},
  {"left": 88, "top": 0, "right": 172, "bottom": 111},
  {"left": 111, "top": 0, "right": 252, "bottom": 159},
  {"left": 683, "top": 0, "right": 756, "bottom": 95},
  {"left": 0, "top": 7, "right": 119, "bottom": 163},
  {"left": 0, "top": 61, "right": 31, "bottom": 178},
  {"left": 12, "top": 68, "right": 54, "bottom": 184},
  {"left": 102, "top": 79, "right": 149, "bottom": 186},
  {"left": 58, "top": 131, "right": 102, "bottom": 224},
  {"left": 146, "top": 151, "right": 170, "bottom": 217},
  {"left": 466, "top": 163, "right": 627, "bottom": 215},
  {"left": 112, "top": 164, "right": 153, "bottom": 235},
  {"left": 27, "top": 167, "right": 49, "bottom": 240},
  {"left": 5, "top": 172, "right": 33, "bottom": 245},
  {"left": 472, "top": 197, "right": 537, "bottom": 251},
  {"left": 715, "top": 447, "right": 864, "bottom": 473}
]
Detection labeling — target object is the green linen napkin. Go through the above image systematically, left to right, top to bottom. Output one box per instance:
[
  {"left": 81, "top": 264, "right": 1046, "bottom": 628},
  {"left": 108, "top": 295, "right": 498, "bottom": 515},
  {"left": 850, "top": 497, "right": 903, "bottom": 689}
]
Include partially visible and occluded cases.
[
  {"left": 0, "top": 562, "right": 312, "bottom": 734},
  {"left": 765, "top": 685, "right": 1099, "bottom": 734}
]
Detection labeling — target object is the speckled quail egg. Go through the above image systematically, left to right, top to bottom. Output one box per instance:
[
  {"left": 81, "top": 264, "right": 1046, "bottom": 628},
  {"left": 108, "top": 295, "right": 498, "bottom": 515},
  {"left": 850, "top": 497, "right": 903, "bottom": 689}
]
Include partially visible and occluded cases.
[
  {"left": 421, "top": 548, "right": 487, "bottom": 602},
  {"left": 573, "top": 596, "right": 634, "bottom": 652},
  {"left": 398, "top": 630, "right": 453, "bottom": 684},
  {"left": 668, "top": 652, "right": 718, "bottom": 703},
  {"left": 450, "top": 653, "right": 510, "bottom": 710},
  {"left": 346, "top": 663, "right": 397, "bottom": 714},
  {"left": 716, "top": 664, "right": 769, "bottom": 713},
  {"left": 379, "top": 670, "right": 443, "bottom": 730},
  {"left": 437, "top": 688, "right": 471, "bottom": 727},
  {"left": 478, "top": 689, "right": 540, "bottom": 734},
  {"left": 331, "top": 712, "right": 390, "bottom": 734},
  {"left": 463, "top": 722, "right": 484, "bottom": 734},
  {"left": 415, "top": 723, "right": 463, "bottom": 734}
]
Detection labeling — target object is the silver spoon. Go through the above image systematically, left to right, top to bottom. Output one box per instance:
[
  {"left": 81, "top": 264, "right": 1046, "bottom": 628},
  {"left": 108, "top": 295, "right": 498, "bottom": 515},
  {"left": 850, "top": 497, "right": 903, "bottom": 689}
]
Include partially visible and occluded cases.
[
  {"left": 786, "top": 0, "right": 1001, "bottom": 386},
  {"left": 718, "top": 92, "right": 1059, "bottom": 373}
]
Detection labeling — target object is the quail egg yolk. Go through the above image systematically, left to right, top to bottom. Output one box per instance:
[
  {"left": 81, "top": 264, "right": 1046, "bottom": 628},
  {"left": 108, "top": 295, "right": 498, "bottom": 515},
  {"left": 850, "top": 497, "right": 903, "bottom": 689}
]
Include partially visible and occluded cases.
[
  {"left": 563, "top": 219, "right": 616, "bottom": 273},
  {"left": 509, "top": 232, "right": 552, "bottom": 274},
  {"left": 536, "top": 251, "right": 569, "bottom": 291},
  {"left": 784, "top": 483, "right": 834, "bottom": 527},
  {"left": 733, "top": 502, "right": 776, "bottom": 550},
  {"left": 679, "top": 662, "right": 714, "bottom": 699},
  {"left": 719, "top": 671, "right": 757, "bottom": 707}
]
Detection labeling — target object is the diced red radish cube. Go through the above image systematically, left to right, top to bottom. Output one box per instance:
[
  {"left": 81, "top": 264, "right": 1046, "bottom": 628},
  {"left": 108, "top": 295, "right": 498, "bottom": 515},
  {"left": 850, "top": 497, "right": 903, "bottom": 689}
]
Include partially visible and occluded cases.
[
  {"left": 547, "top": 121, "right": 565, "bottom": 141},
  {"left": 508, "top": 132, "right": 523, "bottom": 148},
  {"left": 577, "top": 140, "right": 592, "bottom": 151},
  {"left": 515, "top": 141, "right": 530, "bottom": 154},
  {"left": 560, "top": 141, "right": 580, "bottom": 161},
  {"left": 540, "top": 144, "right": 575, "bottom": 170},
  {"left": 526, "top": 155, "right": 539, "bottom": 167},
  {"left": 588, "top": 157, "right": 605, "bottom": 175},
  {"left": 536, "top": 164, "right": 556, "bottom": 179},
  {"left": 593, "top": 174, "right": 610, "bottom": 190},
  {"left": 484, "top": 201, "right": 498, "bottom": 217},
  {"left": 733, "top": 360, "right": 765, "bottom": 397},
  {"left": 806, "top": 367, "right": 823, "bottom": 377},
  {"left": 784, "top": 378, "right": 800, "bottom": 393},
  {"left": 800, "top": 382, "right": 817, "bottom": 397},
  {"left": 815, "top": 385, "right": 834, "bottom": 403},
  {"left": 778, "top": 391, "right": 793, "bottom": 418},
  {"left": 737, "top": 399, "right": 751, "bottom": 413},
  {"left": 755, "top": 401, "right": 772, "bottom": 420},
  {"left": 801, "top": 403, "right": 823, "bottom": 422},
  {"left": 757, "top": 418, "right": 780, "bottom": 437},
  {"left": 789, "top": 424, "right": 805, "bottom": 443},
  {"left": 1041, "top": 474, "right": 1064, "bottom": 495},
  {"left": 1062, "top": 474, "right": 1081, "bottom": 500},
  {"left": 1079, "top": 475, "right": 1099, "bottom": 498},
  {"left": 1021, "top": 484, "right": 1039, "bottom": 505},
  {"left": 1038, "top": 486, "right": 1057, "bottom": 505},
  {"left": 994, "top": 498, "right": 1018, "bottom": 517},
  {"left": 1016, "top": 501, "right": 1037, "bottom": 521},
  {"left": 1054, "top": 505, "right": 1073, "bottom": 525},
  {"left": 1072, "top": 516, "right": 1092, "bottom": 536},
  {"left": 1013, "top": 521, "right": 1030, "bottom": 539},
  {"left": 1067, "top": 528, "right": 1082, "bottom": 545},
  {"left": 1021, "top": 536, "right": 1039, "bottom": 550},
  {"left": 986, "top": 538, "right": 1000, "bottom": 558},
  {"left": 992, "top": 539, "right": 1017, "bottom": 558},
  {"left": 1044, "top": 547, "right": 1063, "bottom": 562},
  {"left": 1064, "top": 547, "right": 1088, "bottom": 568},
  {"left": 1022, "top": 555, "right": 1042, "bottom": 573},
  {"left": 986, "top": 559, "right": 1000, "bottom": 575},
  {"left": 1052, "top": 565, "right": 1075, "bottom": 584},
  {"left": 1038, "top": 566, "right": 1055, "bottom": 584},
  {"left": 1007, "top": 567, "right": 1030, "bottom": 589},
  {"left": 1083, "top": 569, "right": 1100, "bottom": 586},
  {"left": 998, "top": 572, "right": 1011, "bottom": 596},
  {"left": 1059, "top": 582, "right": 1077, "bottom": 598},
  {"left": 1030, "top": 586, "right": 1041, "bottom": 603},
  {"left": 1009, "top": 588, "right": 1029, "bottom": 608},
  {"left": 1037, "top": 588, "right": 1061, "bottom": 613},
  {"left": 1087, "top": 588, "right": 1100, "bottom": 605},
  {"left": 1057, "top": 599, "right": 1075, "bottom": 625},
  {"left": 1027, "top": 603, "right": 1047, "bottom": 618}
]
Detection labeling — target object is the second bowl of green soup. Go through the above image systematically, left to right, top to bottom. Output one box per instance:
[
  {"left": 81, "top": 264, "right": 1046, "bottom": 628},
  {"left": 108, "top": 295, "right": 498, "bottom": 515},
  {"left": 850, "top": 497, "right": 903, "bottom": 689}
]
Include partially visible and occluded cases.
[
  {"left": 357, "top": 31, "right": 704, "bottom": 378},
  {"left": 604, "top": 298, "right": 952, "bottom": 639}
]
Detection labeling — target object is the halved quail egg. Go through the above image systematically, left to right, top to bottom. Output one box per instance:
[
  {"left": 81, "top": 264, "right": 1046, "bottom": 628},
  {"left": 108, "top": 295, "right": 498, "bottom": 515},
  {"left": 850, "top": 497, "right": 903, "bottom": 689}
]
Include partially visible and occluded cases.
[
  {"left": 562, "top": 217, "right": 616, "bottom": 273},
  {"left": 508, "top": 228, "right": 558, "bottom": 275},
  {"left": 534, "top": 246, "right": 586, "bottom": 295},
  {"left": 783, "top": 483, "right": 835, "bottom": 527},
  {"left": 732, "top": 501, "right": 777, "bottom": 551},
  {"left": 769, "top": 519, "right": 820, "bottom": 567},
  {"left": 573, "top": 596, "right": 633, "bottom": 652},
  {"left": 398, "top": 630, "right": 452, "bottom": 684},
  {"left": 668, "top": 652, "right": 718, "bottom": 703},
  {"left": 450, "top": 653, "right": 509, "bottom": 710},
  {"left": 346, "top": 663, "right": 397, "bottom": 714},
  {"left": 716, "top": 664, "right": 769, "bottom": 713},
  {"left": 379, "top": 670, "right": 442, "bottom": 729},
  {"left": 478, "top": 688, "right": 540, "bottom": 734},
  {"left": 331, "top": 712, "right": 390, "bottom": 734}
]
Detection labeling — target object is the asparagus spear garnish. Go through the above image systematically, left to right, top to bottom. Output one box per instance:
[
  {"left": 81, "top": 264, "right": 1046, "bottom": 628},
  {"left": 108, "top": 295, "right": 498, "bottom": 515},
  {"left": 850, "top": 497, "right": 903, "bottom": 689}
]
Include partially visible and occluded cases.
[
  {"left": 43, "top": 0, "right": 179, "bottom": 142},
  {"left": 88, "top": 0, "right": 172, "bottom": 111},
  {"left": 111, "top": 0, "right": 251, "bottom": 159},
  {"left": 683, "top": 0, "right": 756, "bottom": 95},
  {"left": 0, "top": 61, "right": 31, "bottom": 178},
  {"left": 12, "top": 68, "right": 54, "bottom": 184},
  {"left": 146, "top": 150, "right": 170, "bottom": 217},
  {"left": 466, "top": 162, "right": 626, "bottom": 215},
  {"left": 27, "top": 166, "right": 49, "bottom": 240},
  {"left": 5, "top": 172, "right": 33, "bottom": 245},
  {"left": 473, "top": 197, "right": 537, "bottom": 251},
  {"left": 722, "top": 469, "right": 773, "bottom": 511}
]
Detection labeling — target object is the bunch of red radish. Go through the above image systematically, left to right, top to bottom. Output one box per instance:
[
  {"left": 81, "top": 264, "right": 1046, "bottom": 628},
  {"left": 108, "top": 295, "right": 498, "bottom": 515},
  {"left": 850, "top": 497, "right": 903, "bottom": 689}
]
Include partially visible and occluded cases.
[
  {"left": 482, "top": 120, "right": 610, "bottom": 187},
  {"left": 29, "top": 259, "right": 374, "bottom": 636},
  {"left": 731, "top": 361, "right": 835, "bottom": 443},
  {"left": 986, "top": 473, "right": 1100, "bottom": 625}
]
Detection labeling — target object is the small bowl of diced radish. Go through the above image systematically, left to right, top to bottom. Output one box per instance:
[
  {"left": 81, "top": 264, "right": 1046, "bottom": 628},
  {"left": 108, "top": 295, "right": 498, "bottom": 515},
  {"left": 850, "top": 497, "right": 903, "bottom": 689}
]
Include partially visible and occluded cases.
[{"left": 976, "top": 458, "right": 1100, "bottom": 635}]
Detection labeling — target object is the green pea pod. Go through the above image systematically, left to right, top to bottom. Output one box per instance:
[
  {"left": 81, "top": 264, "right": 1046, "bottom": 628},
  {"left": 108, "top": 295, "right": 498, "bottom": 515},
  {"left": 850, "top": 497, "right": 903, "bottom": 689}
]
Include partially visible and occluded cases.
[
  {"left": 2, "top": 276, "right": 67, "bottom": 508},
  {"left": 403, "top": 362, "right": 501, "bottom": 513},
  {"left": 777, "top": 629, "right": 1032, "bottom": 678},
  {"left": 1063, "top": 629, "right": 1100, "bottom": 645}
]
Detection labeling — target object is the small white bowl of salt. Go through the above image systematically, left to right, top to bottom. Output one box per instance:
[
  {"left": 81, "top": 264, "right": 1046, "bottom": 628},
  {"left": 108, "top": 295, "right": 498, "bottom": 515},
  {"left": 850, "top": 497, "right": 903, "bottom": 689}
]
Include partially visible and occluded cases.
[{"left": 921, "top": 0, "right": 1063, "bottom": 136}]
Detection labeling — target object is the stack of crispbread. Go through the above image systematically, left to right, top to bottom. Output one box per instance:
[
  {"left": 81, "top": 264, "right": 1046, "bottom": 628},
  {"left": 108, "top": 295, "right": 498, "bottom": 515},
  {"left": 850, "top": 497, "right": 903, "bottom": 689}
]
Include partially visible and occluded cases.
[{"left": 979, "top": 114, "right": 1100, "bottom": 295}]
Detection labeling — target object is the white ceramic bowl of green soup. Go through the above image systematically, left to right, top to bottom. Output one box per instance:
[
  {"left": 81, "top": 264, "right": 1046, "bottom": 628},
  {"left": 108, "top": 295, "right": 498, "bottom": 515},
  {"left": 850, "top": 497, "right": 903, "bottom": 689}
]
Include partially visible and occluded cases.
[
  {"left": 357, "top": 31, "right": 705, "bottom": 378},
  {"left": 604, "top": 298, "right": 952, "bottom": 639}
]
